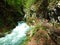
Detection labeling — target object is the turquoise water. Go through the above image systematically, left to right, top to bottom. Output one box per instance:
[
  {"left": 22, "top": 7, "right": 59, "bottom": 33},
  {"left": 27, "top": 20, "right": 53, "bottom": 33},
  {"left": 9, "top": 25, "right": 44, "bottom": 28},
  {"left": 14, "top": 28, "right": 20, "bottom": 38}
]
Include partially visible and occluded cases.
[{"left": 0, "top": 22, "right": 30, "bottom": 45}]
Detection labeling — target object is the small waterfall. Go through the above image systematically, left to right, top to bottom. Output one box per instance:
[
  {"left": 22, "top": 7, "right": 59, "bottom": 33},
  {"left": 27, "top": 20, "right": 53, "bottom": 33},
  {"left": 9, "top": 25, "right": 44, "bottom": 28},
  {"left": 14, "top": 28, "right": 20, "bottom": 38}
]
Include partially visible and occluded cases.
[{"left": 0, "top": 22, "right": 30, "bottom": 45}]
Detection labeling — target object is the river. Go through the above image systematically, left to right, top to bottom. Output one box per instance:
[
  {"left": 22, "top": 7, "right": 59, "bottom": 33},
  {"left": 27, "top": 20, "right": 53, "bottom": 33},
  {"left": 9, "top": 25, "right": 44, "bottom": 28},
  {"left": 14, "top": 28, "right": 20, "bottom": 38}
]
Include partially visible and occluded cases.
[{"left": 0, "top": 21, "right": 30, "bottom": 45}]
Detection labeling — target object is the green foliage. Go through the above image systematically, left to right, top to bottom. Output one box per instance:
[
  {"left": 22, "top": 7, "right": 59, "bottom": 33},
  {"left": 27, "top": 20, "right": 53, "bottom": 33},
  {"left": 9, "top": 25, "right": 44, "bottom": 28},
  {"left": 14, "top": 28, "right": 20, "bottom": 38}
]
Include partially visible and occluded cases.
[
  {"left": 0, "top": 0, "right": 24, "bottom": 34},
  {"left": 0, "top": 0, "right": 37, "bottom": 34},
  {"left": 5, "top": 0, "right": 24, "bottom": 15},
  {"left": 5, "top": 0, "right": 23, "bottom": 7},
  {"left": 5, "top": 0, "right": 36, "bottom": 11},
  {"left": 5, "top": 0, "right": 37, "bottom": 17},
  {"left": 25, "top": 0, "right": 36, "bottom": 9},
  {"left": 48, "top": 0, "right": 59, "bottom": 9}
]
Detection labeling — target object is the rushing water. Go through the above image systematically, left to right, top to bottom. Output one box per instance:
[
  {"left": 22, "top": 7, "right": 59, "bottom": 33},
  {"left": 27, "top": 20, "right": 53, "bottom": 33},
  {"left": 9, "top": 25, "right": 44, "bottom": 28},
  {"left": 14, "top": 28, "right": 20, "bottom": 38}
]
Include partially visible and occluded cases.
[{"left": 0, "top": 22, "right": 30, "bottom": 45}]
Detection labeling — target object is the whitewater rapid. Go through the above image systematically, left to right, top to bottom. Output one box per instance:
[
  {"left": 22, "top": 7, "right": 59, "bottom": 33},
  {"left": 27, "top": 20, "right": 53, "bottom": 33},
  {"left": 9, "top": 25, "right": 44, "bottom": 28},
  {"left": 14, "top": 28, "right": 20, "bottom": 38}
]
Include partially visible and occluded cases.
[{"left": 0, "top": 22, "right": 30, "bottom": 45}]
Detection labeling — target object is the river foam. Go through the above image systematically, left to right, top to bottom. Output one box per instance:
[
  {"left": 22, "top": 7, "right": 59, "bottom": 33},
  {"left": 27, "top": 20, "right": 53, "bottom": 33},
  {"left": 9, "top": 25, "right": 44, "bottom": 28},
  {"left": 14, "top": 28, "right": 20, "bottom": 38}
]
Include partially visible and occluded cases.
[{"left": 0, "top": 22, "right": 30, "bottom": 45}]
